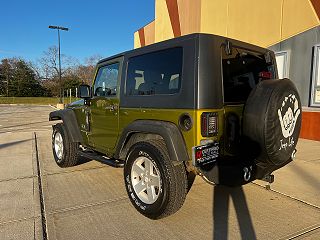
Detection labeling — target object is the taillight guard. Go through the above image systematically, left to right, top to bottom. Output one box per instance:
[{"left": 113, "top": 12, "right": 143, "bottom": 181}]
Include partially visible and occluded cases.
[{"left": 201, "top": 112, "right": 218, "bottom": 137}]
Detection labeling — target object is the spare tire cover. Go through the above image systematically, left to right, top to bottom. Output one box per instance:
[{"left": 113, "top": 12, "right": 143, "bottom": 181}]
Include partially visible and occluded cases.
[{"left": 243, "top": 79, "right": 302, "bottom": 178}]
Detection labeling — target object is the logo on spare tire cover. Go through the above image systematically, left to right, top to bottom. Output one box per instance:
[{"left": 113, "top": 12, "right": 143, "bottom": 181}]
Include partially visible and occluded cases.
[{"left": 278, "top": 94, "right": 300, "bottom": 139}]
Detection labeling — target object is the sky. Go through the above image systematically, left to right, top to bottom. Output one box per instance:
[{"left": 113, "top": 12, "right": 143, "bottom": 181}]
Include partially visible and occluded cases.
[{"left": 0, "top": 0, "right": 155, "bottom": 63}]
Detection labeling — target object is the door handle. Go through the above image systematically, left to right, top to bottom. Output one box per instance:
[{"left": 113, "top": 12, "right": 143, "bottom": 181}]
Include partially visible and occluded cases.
[{"left": 105, "top": 105, "right": 117, "bottom": 111}]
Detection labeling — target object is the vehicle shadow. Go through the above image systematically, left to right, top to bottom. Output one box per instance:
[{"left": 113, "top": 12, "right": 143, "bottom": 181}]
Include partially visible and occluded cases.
[
  {"left": 0, "top": 120, "right": 50, "bottom": 129},
  {"left": 0, "top": 139, "right": 32, "bottom": 150},
  {"left": 76, "top": 155, "right": 93, "bottom": 165},
  {"left": 213, "top": 185, "right": 257, "bottom": 240}
]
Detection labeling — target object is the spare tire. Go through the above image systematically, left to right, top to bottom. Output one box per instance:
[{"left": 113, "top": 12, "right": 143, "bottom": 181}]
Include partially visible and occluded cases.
[{"left": 243, "top": 79, "right": 302, "bottom": 179}]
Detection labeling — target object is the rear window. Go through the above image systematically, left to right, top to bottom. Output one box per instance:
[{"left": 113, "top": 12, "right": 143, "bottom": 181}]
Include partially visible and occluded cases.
[
  {"left": 222, "top": 47, "right": 275, "bottom": 103},
  {"left": 126, "top": 48, "right": 183, "bottom": 95}
]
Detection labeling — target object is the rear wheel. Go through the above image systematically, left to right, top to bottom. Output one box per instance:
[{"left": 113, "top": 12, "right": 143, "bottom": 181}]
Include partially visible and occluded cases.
[
  {"left": 52, "top": 123, "right": 79, "bottom": 167},
  {"left": 124, "top": 139, "right": 188, "bottom": 219}
]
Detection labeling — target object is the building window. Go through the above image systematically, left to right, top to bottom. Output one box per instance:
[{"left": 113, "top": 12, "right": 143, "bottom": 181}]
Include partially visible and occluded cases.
[
  {"left": 311, "top": 45, "right": 320, "bottom": 107},
  {"left": 275, "top": 51, "right": 290, "bottom": 79}
]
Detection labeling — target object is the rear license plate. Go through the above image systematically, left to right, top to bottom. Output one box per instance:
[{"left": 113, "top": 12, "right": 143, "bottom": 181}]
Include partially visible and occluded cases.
[{"left": 192, "top": 142, "right": 219, "bottom": 168}]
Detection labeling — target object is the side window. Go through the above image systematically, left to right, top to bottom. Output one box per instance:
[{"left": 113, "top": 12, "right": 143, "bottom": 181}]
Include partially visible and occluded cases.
[
  {"left": 126, "top": 48, "right": 183, "bottom": 95},
  {"left": 93, "top": 63, "right": 119, "bottom": 97}
]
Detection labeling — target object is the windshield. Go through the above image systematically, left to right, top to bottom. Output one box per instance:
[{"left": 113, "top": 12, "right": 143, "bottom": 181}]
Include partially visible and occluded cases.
[{"left": 222, "top": 46, "right": 276, "bottom": 103}]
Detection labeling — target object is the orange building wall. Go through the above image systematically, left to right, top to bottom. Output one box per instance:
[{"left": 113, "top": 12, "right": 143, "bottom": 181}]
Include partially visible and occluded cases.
[
  {"left": 134, "top": 0, "right": 320, "bottom": 48},
  {"left": 300, "top": 111, "right": 320, "bottom": 141}
]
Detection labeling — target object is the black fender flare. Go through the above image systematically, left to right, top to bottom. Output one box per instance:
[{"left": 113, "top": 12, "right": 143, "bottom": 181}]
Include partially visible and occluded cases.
[
  {"left": 49, "top": 109, "right": 83, "bottom": 143},
  {"left": 115, "top": 120, "right": 189, "bottom": 162}
]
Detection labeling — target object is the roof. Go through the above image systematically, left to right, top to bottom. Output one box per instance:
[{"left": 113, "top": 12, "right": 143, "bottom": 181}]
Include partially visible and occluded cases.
[{"left": 98, "top": 33, "right": 269, "bottom": 64}]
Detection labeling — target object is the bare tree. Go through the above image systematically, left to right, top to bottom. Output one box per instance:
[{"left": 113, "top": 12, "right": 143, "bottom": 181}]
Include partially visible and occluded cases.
[
  {"left": 36, "top": 46, "right": 79, "bottom": 96},
  {"left": 38, "top": 46, "right": 79, "bottom": 79},
  {"left": 74, "top": 54, "right": 102, "bottom": 85},
  {"left": 85, "top": 54, "right": 103, "bottom": 66}
]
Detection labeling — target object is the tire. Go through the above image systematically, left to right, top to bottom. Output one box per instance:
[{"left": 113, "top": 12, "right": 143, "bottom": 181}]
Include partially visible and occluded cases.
[
  {"left": 243, "top": 79, "right": 302, "bottom": 179},
  {"left": 52, "top": 123, "right": 79, "bottom": 168},
  {"left": 124, "top": 139, "right": 188, "bottom": 219}
]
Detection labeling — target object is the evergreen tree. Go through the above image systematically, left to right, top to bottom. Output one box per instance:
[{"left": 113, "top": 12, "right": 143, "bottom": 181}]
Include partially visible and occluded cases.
[{"left": 0, "top": 58, "right": 49, "bottom": 97}]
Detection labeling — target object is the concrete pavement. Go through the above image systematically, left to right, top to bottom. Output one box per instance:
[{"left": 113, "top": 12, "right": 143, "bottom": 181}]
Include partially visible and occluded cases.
[
  {"left": 0, "top": 105, "right": 319, "bottom": 240},
  {"left": 0, "top": 105, "right": 52, "bottom": 240}
]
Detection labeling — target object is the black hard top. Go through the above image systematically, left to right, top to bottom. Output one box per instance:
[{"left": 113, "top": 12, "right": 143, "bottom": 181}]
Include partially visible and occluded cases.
[
  {"left": 97, "top": 33, "right": 273, "bottom": 110},
  {"left": 98, "top": 33, "right": 270, "bottom": 64}
]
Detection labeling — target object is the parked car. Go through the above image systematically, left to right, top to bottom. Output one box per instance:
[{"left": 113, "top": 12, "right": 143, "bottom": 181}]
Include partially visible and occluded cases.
[{"left": 49, "top": 33, "right": 302, "bottom": 219}]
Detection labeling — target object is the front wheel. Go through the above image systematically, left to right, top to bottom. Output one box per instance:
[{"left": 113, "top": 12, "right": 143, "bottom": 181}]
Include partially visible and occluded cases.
[
  {"left": 52, "top": 123, "right": 79, "bottom": 168},
  {"left": 124, "top": 140, "right": 188, "bottom": 219}
]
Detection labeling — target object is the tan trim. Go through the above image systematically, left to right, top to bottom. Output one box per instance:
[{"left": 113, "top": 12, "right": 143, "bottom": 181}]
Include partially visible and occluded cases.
[
  {"left": 166, "top": 0, "right": 181, "bottom": 37},
  {"left": 226, "top": 0, "right": 230, "bottom": 36},
  {"left": 280, "top": 0, "right": 284, "bottom": 43},
  {"left": 134, "top": 31, "right": 141, "bottom": 48},
  {"left": 302, "top": 107, "right": 320, "bottom": 112}
]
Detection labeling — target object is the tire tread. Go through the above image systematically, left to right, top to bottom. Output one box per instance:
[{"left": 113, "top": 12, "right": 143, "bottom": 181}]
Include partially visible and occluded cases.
[{"left": 52, "top": 123, "right": 79, "bottom": 167}]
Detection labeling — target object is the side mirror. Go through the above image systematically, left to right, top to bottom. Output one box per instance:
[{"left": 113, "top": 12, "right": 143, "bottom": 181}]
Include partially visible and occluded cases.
[{"left": 79, "top": 84, "right": 91, "bottom": 99}]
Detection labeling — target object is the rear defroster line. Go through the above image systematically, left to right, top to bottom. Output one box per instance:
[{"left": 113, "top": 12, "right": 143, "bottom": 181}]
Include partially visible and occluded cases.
[{"left": 34, "top": 132, "right": 48, "bottom": 240}]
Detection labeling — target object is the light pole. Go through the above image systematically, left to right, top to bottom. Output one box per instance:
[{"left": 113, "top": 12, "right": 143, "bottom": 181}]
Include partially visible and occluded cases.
[{"left": 48, "top": 25, "right": 69, "bottom": 104}]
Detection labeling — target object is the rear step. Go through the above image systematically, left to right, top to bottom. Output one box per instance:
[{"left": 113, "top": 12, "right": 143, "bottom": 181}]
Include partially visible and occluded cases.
[{"left": 78, "top": 150, "right": 125, "bottom": 168}]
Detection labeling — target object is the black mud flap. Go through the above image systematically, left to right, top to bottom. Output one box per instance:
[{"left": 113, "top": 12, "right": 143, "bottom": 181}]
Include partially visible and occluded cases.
[{"left": 193, "top": 142, "right": 257, "bottom": 187}]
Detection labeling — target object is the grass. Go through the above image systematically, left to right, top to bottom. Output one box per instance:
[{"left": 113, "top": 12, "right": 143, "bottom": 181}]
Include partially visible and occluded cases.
[{"left": 0, "top": 97, "right": 80, "bottom": 105}]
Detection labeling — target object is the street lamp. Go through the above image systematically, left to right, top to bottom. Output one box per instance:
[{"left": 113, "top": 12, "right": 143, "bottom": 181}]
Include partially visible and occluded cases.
[{"left": 48, "top": 25, "right": 69, "bottom": 104}]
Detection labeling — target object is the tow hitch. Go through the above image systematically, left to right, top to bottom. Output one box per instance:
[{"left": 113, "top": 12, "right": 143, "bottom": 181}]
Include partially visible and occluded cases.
[{"left": 261, "top": 174, "right": 274, "bottom": 190}]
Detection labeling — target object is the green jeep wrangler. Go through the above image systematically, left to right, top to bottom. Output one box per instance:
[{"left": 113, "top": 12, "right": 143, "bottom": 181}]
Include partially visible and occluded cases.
[{"left": 49, "top": 33, "right": 302, "bottom": 219}]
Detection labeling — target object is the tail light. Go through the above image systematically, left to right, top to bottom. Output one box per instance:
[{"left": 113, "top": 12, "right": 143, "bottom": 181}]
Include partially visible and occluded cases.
[
  {"left": 259, "top": 71, "right": 273, "bottom": 79},
  {"left": 201, "top": 112, "right": 218, "bottom": 137}
]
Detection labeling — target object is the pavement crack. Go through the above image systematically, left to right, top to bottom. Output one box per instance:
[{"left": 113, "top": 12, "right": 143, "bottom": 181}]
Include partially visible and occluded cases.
[
  {"left": 34, "top": 132, "right": 49, "bottom": 240},
  {"left": 43, "top": 165, "right": 109, "bottom": 177},
  {"left": 0, "top": 175, "right": 35, "bottom": 183},
  {"left": 252, "top": 182, "right": 320, "bottom": 210},
  {"left": 48, "top": 196, "right": 128, "bottom": 215},
  {"left": 0, "top": 216, "right": 41, "bottom": 226},
  {"left": 278, "top": 224, "right": 320, "bottom": 240}
]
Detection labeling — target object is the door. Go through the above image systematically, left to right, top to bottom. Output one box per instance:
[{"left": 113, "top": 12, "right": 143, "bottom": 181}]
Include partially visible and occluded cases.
[{"left": 90, "top": 58, "right": 122, "bottom": 154}]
